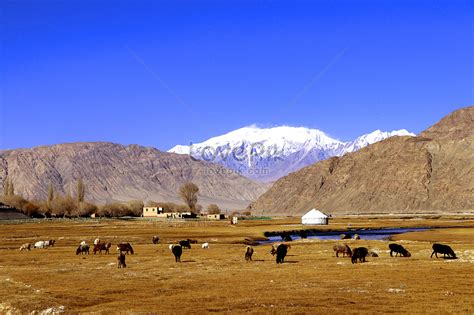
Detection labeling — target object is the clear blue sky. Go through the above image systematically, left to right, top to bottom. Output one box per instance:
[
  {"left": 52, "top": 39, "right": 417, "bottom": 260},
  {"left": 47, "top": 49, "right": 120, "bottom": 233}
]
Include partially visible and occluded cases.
[{"left": 1, "top": 0, "right": 472, "bottom": 150}]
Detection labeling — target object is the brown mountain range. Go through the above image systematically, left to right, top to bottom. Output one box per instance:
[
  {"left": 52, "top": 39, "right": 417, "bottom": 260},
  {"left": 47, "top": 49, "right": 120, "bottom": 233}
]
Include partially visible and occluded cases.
[
  {"left": 249, "top": 106, "right": 474, "bottom": 215},
  {"left": 0, "top": 142, "right": 268, "bottom": 210}
]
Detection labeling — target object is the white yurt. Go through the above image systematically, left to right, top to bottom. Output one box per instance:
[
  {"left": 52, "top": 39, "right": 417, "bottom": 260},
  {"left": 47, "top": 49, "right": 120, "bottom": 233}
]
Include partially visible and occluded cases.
[{"left": 301, "top": 209, "right": 329, "bottom": 225}]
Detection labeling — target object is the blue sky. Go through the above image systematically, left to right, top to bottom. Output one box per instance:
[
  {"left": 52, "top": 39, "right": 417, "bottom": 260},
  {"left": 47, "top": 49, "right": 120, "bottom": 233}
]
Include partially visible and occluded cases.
[{"left": 1, "top": 0, "right": 472, "bottom": 150}]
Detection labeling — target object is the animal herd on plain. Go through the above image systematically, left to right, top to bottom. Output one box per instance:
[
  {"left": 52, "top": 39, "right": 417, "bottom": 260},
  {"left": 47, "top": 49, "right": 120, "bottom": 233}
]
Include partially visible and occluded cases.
[
  {"left": 18, "top": 233, "right": 459, "bottom": 268},
  {"left": 332, "top": 242, "right": 457, "bottom": 263}
]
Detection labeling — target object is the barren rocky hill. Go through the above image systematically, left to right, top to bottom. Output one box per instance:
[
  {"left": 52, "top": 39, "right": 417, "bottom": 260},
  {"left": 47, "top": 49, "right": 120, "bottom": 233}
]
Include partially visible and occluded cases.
[
  {"left": 250, "top": 106, "right": 474, "bottom": 215},
  {"left": 0, "top": 142, "right": 268, "bottom": 210}
]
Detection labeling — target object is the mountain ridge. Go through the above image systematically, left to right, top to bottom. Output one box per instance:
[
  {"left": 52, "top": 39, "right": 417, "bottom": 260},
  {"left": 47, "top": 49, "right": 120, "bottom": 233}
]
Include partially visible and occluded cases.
[
  {"left": 249, "top": 106, "right": 474, "bottom": 215},
  {"left": 0, "top": 142, "right": 268, "bottom": 210}
]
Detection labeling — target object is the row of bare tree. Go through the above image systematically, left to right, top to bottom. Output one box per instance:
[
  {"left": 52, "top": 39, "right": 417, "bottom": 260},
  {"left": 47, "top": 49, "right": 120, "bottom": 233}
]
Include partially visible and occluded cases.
[{"left": 0, "top": 178, "right": 224, "bottom": 218}]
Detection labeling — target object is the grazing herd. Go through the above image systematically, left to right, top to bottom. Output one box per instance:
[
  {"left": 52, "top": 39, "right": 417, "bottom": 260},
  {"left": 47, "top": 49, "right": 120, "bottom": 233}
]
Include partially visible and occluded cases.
[
  {"left": 18, "top": 234, "right": 459, "bottom": 269},
  {"left": 330, "top": 242, "right": 456, "bottom": 264}
]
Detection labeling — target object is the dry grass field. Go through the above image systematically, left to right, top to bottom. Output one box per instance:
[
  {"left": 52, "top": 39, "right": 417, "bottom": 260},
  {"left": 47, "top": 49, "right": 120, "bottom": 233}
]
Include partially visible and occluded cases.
[{"left": 1, "top": 217, "right": 474, "bottom": 314}]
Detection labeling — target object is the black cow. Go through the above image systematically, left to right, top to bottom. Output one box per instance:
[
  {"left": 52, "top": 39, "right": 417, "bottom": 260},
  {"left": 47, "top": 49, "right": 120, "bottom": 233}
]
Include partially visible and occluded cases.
[
  {"left": 152, "top": 236, "right": 160, "bottom": 244},
  {"left": 179, "top": 239, "right": 192, "bottom": 249},
  {"left": 389, "top": 243, "right": 411, "bottom": 257},
  {"left": 431, "top": 243, "right": 456, "bottom": 259},
  {"left": 76, "top": 244, "right": 90, "bottom": 255},
  {"left": 276, "top": 244, "right": 289, "bottom": 264},
  {"left": 171, "top": 245, "right": 182, "bottom": 262},
  {"left": 351, "top": 247, "right": 369, "bottom": 264}
]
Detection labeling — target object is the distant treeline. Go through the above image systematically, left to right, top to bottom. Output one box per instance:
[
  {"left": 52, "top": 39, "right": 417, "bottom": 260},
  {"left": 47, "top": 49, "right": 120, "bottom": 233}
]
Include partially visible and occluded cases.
[{"left": 0, "top": 178, "right": 232, "bottom": 218}]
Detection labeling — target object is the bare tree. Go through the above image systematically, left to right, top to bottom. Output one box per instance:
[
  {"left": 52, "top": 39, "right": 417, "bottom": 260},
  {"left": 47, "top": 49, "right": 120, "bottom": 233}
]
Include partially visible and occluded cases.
[
  {"left": 2, "top": 178, "right": 8, "bottom": 196},
  {"left": 76, "top": 178, "right": 85, "bottom": 203},
  {"left": 7, "top": 180, "right": 14, "bottom": 196},
  {"left": 179, "top": 182, "right": 199, "bottom": 213},
  {"left": 47, "top": 183, "right": 54, "bottom": 203},
  {"left": 128, "top": 200, "right": 144, "bottom": 216},
  {"left": 207, "top": 204, "right": 221, "bottom": 214}
]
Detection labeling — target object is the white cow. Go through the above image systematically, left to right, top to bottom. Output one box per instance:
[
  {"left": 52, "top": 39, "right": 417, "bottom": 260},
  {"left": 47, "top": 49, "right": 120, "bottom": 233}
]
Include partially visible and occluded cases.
[
  {"left": 34, "top": 241, "right": 46, "bottom": 249},
  {"left": 202, "top": 243, "right": 209, "bottom": 249}
]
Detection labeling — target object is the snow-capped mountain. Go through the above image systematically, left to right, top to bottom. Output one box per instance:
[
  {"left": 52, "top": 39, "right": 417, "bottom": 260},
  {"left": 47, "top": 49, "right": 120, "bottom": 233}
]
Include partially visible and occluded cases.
[{"left": 169, "top": 126, "right": 415, "bottom": 182}]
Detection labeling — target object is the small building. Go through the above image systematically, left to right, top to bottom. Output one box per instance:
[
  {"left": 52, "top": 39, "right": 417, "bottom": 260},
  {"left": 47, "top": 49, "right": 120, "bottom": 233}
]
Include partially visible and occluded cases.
[
  {"left": 142, "top": 207, "right": 164, "bottom": 218},
  {"left": 142, "top": 207, "right": 198, "bottom": 219},
  {"left": 301, "top": 209, "right": 329, "bottom": 225},
  {"left": 207, "top": 214, "right": 225, "bottom": 220}
]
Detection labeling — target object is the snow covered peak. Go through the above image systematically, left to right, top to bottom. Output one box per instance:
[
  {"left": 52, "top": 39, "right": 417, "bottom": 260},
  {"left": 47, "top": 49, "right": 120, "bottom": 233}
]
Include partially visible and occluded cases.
[
  {"left": 168, "top": 125, "right": 415, "bottom": 182},
  {"left": 187, "top": 125, "right": 341, "bottom": 147},
  {"left": 343, "top": 129, "right": 416, "bottom": 153},
  {"left": 357, "top": 129, "right": 415, "bottom": 143},
  {"left": 169, "top": 144, "right": 190, "bottom": 155}
]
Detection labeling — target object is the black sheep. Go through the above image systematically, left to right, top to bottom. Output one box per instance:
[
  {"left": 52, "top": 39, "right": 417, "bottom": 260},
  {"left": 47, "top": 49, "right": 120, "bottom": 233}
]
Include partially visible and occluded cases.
[
  {"left": 179, "top": 239, "right": 192, "bottom": 249},
  {"left": 389, "top": 243, "right": 411, "bottom": 257},
  {"left": 431, "top": 243, "right": 456, "bottom": 259},
  {"left": 276, "top": 244, "right": 289, "bottom": 264},
  {"left": 171, "top": 245, "right": 183, "bottom": 262},
  {"left": 351, "top": 247, "right": 369, "bottom": 264}
]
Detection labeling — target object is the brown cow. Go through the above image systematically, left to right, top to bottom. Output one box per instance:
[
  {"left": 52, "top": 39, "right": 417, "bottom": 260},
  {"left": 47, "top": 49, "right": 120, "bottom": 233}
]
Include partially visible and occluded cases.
[
  {"left": 94, "top": 242, "right": 112, "bottom": 254},
  {"left": 116, "top": 243, "right": 134, "bottom": 255},
  {"left": 333, "top": 244, "right": 352, "bottom": 257}
]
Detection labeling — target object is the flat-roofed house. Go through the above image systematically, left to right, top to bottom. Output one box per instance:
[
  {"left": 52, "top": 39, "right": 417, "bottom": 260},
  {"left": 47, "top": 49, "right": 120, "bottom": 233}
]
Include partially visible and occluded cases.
[{"left": 143, "top": 206, "right": 164, "bottom": 218}]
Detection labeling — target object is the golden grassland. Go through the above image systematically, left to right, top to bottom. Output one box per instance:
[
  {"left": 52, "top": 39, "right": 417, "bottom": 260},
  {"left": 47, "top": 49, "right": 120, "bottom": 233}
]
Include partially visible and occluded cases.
[{"left": 0, "top": 216, "right": 473, "bottom": 314}]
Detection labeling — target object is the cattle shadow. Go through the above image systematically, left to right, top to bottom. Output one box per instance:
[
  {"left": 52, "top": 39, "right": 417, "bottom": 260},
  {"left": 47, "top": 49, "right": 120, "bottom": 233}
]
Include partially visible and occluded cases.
[
  {"left": 252, "top": 259, "right": 265, "bottom": 262},
  {"left": 181, "top": 260, "right": 196, "bottom": 263}
]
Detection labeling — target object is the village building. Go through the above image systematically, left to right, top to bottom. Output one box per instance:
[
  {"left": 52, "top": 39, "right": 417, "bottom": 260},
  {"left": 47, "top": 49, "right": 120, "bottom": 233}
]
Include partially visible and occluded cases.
[
  {"left": 142, "top": 206, "right": 165, "bottom": 218},
  {"left": 142, "top": 207, "right": 197, "bottom": 219},
  {"left": 207, "top": 213, "right": 225, "bottom": 220}
]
